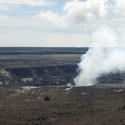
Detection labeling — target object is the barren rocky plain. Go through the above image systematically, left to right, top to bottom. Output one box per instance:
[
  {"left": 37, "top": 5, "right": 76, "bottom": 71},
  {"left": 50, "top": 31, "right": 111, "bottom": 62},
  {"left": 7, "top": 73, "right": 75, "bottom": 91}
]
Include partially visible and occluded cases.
[{"left": 0, "top": 47, "right": 125, "bottom": 125}]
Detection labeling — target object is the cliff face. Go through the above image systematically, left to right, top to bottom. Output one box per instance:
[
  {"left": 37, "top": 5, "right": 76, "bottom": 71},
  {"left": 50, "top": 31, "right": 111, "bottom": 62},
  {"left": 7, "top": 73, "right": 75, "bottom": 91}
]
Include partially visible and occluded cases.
[
  {"left": 0, "top": 65, "right": 124, "bottom": 86},
  {"left": 4, "top": 65, "right": 77, "bottom": 86},
  {"left": 0, "top": 67, "right": 17, "bottom": 85},
  {"left": 97, "top": 72, "right": 125, "bottom": 84}
]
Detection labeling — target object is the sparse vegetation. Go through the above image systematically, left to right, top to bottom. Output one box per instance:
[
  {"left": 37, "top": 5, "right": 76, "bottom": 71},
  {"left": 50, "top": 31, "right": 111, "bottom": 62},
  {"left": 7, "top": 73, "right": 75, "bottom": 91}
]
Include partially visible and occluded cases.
[{"left": 0, "top": 86, "right": 124, "bottom": 125}]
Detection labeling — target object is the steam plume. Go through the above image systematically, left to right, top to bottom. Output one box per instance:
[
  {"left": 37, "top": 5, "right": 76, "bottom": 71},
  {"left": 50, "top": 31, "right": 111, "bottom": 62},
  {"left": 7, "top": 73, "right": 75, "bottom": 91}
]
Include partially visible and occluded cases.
[{"left": 74, "top": 26, "right": 125, "bottom": 86}]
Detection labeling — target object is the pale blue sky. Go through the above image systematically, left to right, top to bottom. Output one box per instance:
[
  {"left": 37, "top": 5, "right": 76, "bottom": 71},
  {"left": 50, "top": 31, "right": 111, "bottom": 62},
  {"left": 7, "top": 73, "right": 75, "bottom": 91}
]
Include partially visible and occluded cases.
[{"left": 0, "top": 0, "right": 124, "bottom": 47}]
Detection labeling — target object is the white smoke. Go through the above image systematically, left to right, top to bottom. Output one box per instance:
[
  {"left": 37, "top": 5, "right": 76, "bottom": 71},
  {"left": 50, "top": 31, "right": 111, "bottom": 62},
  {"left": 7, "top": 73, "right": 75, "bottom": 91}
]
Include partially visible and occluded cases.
[{"left": 74, "top": 26, "right": 125, "bottom": 86}]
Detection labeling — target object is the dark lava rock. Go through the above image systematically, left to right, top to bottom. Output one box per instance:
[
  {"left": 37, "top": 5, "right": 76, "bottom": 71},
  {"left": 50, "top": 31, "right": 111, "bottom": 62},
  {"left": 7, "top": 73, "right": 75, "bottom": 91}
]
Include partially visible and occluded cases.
[{"left": 43, "top": 96, "right": 51, "bottom": 101}]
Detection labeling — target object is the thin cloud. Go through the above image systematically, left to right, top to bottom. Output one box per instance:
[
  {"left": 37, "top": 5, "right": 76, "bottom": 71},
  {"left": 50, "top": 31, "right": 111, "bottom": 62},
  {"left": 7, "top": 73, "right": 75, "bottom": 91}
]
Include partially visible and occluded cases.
[{"left": 0, "top": 0, "right": 54, "bottom": 8}]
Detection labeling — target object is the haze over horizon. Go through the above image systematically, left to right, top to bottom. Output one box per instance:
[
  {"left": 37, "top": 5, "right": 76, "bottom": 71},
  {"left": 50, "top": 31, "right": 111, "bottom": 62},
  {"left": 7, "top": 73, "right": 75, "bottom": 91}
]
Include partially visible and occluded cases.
[{"left": 0, "top": 0, "right": 125, "bottom": 47}]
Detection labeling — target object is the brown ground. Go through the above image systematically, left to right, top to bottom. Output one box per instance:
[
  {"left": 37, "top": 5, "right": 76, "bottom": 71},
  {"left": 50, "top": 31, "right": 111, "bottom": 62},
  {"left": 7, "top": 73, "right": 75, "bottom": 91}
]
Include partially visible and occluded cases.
[{"left": 0, "top": 85, "right": 125, "bottom": 125}]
